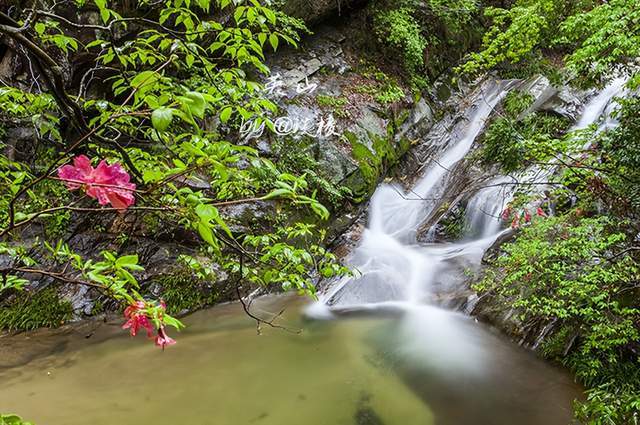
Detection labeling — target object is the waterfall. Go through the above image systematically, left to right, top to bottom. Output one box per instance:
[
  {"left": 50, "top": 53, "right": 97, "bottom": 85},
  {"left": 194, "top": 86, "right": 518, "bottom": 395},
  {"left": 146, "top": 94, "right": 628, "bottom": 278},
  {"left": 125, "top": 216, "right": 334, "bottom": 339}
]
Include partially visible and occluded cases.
[
  {"left": 310, "top": 76, "right": 628, "bottom": 318},
  {"left": 463, "top": 76, "right": 629, "bottom": 236},
  {"left": 573, "top": 77, "right": 627, "bottom": 131},
  {"left": 313, "top": 80, "right": 515, "bottom": 309},
  {"left": 368, "top": 81, "right": 512, "bottom": 241}
]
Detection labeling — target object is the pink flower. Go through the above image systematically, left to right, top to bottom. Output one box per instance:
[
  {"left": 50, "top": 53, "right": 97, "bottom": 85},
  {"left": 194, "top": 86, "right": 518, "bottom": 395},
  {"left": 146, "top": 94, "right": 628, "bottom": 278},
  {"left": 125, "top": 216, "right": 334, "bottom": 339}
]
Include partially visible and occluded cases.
[
  {"left": 58, "top": 155, "right": 136, "bottom": 209},
  {"left": 501, "top": 206, "right": 512, "bottom": 221},
  {"left": 536, "top": 207, "right": 547, "bottom": 217},
  {"left": 523, "top": 210, "right": 532, "bottom": 223},
  {"left": 122, "top": 301, "right": 154, "bottom": 337},
  {"left": 154, "top": 326, "right": 176, "bottom": 349}
]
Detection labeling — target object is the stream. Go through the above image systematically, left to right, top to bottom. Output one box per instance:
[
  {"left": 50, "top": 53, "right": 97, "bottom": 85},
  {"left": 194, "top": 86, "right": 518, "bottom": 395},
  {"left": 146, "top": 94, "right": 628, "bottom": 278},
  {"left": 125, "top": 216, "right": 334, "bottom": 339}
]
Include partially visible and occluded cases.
[{"left": 0, "top": 78, "right": 626, "bottom": 425}]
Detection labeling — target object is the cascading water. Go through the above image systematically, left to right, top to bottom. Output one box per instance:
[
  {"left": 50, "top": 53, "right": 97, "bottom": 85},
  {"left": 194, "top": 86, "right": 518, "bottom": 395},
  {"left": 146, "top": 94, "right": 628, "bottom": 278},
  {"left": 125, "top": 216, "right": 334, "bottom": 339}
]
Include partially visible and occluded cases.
[
  {"left": 309, "top": 76, "right": 630, "bottom": 382},
  {"left": 463, "top": 76, "right": 629, "bottom": 241},
  {"left": 574, "top": 77, "right": 627, "bottom": 131},
  {"left": 317, "top": 80, "right": 516, "bottom": 309}
]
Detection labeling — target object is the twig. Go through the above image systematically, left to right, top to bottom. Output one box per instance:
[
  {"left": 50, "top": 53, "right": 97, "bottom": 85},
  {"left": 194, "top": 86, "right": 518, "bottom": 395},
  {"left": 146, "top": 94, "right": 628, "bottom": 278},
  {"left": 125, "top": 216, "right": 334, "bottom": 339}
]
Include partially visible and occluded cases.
[{"left": 234, "top": 253, "right": 301, "bottom": 335}]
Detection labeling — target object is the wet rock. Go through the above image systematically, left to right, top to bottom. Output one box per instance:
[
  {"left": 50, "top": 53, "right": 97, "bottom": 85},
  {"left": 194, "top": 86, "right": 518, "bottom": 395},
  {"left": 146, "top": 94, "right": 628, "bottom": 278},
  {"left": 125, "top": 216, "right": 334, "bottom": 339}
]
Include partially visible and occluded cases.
[
  {"left": 281, "top": 0, "right": 367, "bottom": 24},
  {"left": 518, "top": 75, "right": 588, "bottom": 121},
  {"left": 396, "top": 98, "right": 434, "bottom": 142},
  {"left": 314, "top": 138, "right": 359, "bottom": 184},
  {"left": 219, "top": 200, "right": 274, "bottom": 233}
]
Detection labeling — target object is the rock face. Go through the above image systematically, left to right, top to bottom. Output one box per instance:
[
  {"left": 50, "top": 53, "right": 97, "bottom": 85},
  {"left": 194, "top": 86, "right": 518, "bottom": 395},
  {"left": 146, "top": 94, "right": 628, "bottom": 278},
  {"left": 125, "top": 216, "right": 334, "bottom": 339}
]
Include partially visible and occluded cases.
[
  {"left": 281, "top": 0, "right": 367, "bottom": 24},
  {"left": 258, "top": 23, "right": 431, "bottom": 204}
]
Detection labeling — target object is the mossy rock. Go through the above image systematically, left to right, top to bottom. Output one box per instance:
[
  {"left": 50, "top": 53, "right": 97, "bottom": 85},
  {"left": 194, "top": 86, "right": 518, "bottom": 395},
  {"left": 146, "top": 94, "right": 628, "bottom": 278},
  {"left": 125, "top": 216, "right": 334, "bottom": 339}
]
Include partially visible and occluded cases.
[
  {"left": 155, "top": 269, "right": 220, "bottom": 315},
  {"left": 0, "top": 288, "right": 73, "bottom": 331}
]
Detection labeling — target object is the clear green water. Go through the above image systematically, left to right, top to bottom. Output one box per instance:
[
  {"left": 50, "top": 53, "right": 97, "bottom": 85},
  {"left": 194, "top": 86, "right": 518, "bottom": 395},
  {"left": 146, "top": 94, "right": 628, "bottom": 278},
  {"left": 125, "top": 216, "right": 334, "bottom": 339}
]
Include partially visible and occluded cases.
[{"left": 0, "top": 296, "right": 580, "bottom": 425}]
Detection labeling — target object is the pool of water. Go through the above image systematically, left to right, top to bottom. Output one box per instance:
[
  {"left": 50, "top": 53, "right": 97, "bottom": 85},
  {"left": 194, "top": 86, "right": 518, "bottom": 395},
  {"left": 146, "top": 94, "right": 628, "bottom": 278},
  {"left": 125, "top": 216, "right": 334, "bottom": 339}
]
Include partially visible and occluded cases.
[{"left": 0, "top": 295, "right": 580, "bottom": 425}]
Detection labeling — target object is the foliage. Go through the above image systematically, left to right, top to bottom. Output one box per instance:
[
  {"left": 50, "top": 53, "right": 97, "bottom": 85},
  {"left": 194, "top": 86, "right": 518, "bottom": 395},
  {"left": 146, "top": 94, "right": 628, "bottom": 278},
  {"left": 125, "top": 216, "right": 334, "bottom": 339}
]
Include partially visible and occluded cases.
[
  {"left": 0, "top": 0, "right": 347, "bottom": 347},
  {"left": 369, "top": 0, "right": 483, "bottom": 88},
  {"left": 427, "top": 0, "right": 478, "bottom": 30},
  {"left": 458, "top": 0, "right": 640, "bottom": 86},
  {"left": 558, "top": 0, "right": 640, "bottom": 87},
  {"left": 457, "top": 1, "right": 557, "bottom": 77},
  {"left": 373, "top": 6, "right": 428, "bottom": 74},
  {"left": 353, "top": 69, "right": 406, "bottom": 104},
  {"left": 374, "top": 83, "right": 405, "bottom": 105},
  {"left": 476, "top": 89, "right": 640, "bottom": 423},
  {"left": 503, "top": 90, "right": 535, "bottom": 117},
  {"left": 596, "top": 96, "right": 640, "bottom": 212},
  {"left": 481, "top": 111, "right": 570, "bottom": 173},
  {"left": 344, "top": 130, "right": 410, "bottom": 201},
  {"left": 271, "top": 137, "right": 352, "bottom": 209},
  {"left": 477, "top": 214, "right": 640, "bottom": 421},
  {"left": 237, "top": 223, "right": 347, "bottom": 295},
  {"left": 156, "top": 268, "right": 219, "bottom": 315},
  {"left": 575, "top": 383, "right": 640, "bottom": 425},
  {"left": 0, "top": 414, "right": 34, "bottom": 425}
]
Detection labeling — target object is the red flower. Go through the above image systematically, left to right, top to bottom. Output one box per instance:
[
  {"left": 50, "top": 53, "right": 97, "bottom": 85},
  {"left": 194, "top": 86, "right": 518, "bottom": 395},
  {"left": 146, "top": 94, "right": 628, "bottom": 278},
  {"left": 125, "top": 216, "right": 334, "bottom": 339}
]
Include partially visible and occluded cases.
[
  {"left": 58, "top": 155, "right": 136, "bottom": 209},
  {"left": 501, "top": 206, "right": 512, "bottom": 221},
  {"left": 536, "top": 207, "right": 547, "bottom": 217},
  {"left": 523, "top": 210, "right": 532, "bottom": 223},
  {"left": 122, "top": 301, "right": 154, "bottom": 337},
  {"left": 154, "top": 326, "right": 176, "bottom": 349}
]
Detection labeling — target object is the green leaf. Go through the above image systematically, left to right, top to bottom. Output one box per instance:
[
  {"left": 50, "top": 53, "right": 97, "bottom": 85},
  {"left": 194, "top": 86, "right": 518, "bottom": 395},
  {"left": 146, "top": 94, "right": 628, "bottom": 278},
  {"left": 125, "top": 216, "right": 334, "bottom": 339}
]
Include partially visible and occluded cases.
[
  {"left": 234, "top": 6, "right": 245, "bottom": 23},
  {"left": 100, "top": 8, "right": 110, "bottom": 23},
  {"left": 263, "top": 8, "right": 276, "bottom": 25},
  {"left": 34, "top": 22, "right": 46, "bottom": 35},
  {"left": 269, "top": 33, "right": 279, "bottom": 51},
  {"left": 130, "top": 71, "right": 158, "bottom": 89},
  {"left": 184, "top": 91, "right": 207, "bottom": 118},
  {"left": 220, "top": 106, "right": 232, "bottom": 123},
  {"left": 151, "top": 107, "right": 174, "bottom": 132},
  {"left": 262, "top": 188, "right": 292, "bottom": 200},
  {"left": 310, "top": 201, "right": 330, "bottom": 220},
  {"left": 197, "top": 222, "right": 217, "bottom": 247},
  {"left": 116, "top": 254, "right": 139, "bottom": 266}
]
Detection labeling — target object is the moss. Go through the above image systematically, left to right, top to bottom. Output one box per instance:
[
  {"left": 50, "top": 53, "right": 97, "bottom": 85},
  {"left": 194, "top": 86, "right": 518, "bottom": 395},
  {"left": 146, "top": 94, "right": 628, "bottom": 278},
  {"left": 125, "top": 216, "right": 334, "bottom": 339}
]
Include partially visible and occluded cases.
[
  {"left": 316, "top": 94, "right": 349, "bottom": 118},
  {"left": 394, "top": 109, "right": 411, "bottom": 129},
  {"left": 346, "top": 129, "right": 412, "bottom": 201},
  {"left": 437, "top": 204, "right": 468, "bottom": 240},
  {"left": 156, "top": 269, "right": 219, "bottom": 315},
  {"left": 0, "top": 287, "right": 73, "bottom": 331}
]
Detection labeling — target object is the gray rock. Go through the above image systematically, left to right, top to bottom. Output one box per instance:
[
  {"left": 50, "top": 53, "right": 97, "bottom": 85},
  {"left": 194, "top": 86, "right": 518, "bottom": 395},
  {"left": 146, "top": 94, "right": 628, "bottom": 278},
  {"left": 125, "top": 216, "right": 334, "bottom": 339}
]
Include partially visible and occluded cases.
[
  {"left": 518, "top": 75, "right": 589, "bottom": 121},
  {"left": 313, "top": 138, "right": 358, "bottom": 184}
]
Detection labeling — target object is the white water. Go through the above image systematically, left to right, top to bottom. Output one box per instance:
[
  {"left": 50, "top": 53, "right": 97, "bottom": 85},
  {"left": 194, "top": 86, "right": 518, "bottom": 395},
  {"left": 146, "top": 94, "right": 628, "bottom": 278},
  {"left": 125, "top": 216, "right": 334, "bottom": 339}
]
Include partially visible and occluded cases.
[
  {"left": 463, "top": 76, "right": 629, "bottom": 234},
  {"left": 308, "top": 77, "right": 629, "bottom": 379},
  {"left": 574, "top": 77, "right": 627, "bottom": 131},
  {"left": 318, "top": 80, "right": 514, "bottom": 310},
  {"left": 369, "top": 82, "right": 511, "bottom": 241}
]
